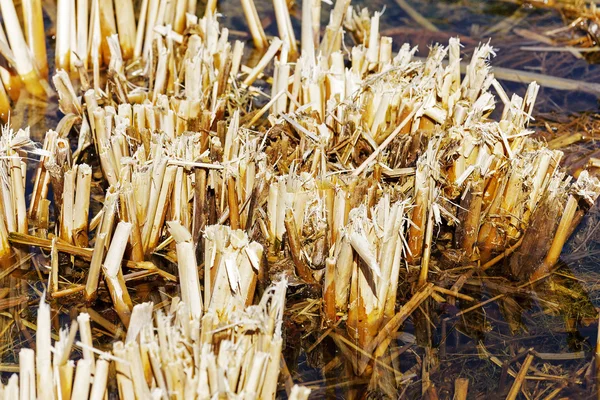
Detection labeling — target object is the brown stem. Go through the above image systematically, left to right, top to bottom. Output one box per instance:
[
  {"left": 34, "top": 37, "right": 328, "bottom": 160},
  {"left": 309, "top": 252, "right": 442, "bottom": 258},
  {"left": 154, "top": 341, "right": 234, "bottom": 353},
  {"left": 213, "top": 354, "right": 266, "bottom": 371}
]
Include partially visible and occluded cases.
[
  {"left": 227, "top": 176, "right": 240, "bottom": 230},
  {"left": 284, "top": 209, "right": 317, "bottom": 284},
  {"left": 506, "top": 353, "right": 534, "bottom": 400}
]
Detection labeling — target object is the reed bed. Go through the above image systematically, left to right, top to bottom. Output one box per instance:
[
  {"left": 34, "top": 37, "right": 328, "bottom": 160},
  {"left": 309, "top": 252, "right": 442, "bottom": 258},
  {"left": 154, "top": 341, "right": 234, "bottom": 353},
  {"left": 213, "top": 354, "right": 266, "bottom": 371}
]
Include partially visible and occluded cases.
[{"left": 0, "top": 0, "right": 597, "bottom": 398}]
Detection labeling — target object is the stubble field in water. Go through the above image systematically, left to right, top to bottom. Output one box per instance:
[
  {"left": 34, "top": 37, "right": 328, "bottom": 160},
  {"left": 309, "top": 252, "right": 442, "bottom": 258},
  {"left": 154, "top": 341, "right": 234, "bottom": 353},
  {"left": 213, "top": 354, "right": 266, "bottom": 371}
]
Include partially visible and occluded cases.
[{"left": 5, "top": 0, "right": 600, "bottom": 398}]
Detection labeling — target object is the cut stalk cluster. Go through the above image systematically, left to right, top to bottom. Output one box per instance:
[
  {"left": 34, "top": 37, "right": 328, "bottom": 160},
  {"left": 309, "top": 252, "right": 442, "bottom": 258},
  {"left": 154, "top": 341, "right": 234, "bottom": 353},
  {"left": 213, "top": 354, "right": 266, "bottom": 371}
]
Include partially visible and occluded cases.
[
  {"left": 0, "top": 0, "right": 48, "bottom": 98},
  {"left": 1, "top": 2, "right": 599, "bottom": 398},
  {"left": 3, "top": 281, "right": 305, "bottom": 399}
]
